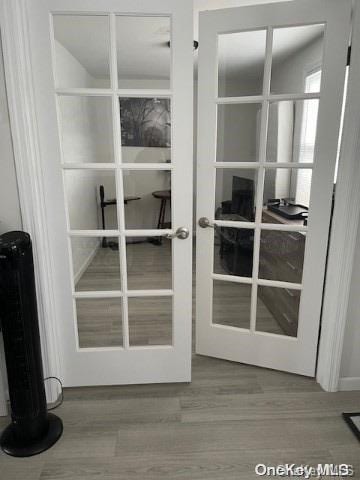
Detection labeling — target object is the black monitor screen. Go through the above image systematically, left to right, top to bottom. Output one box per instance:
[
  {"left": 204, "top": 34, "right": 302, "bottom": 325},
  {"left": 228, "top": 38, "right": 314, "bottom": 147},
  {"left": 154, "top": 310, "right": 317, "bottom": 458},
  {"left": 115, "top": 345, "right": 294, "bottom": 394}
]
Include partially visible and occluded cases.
[{"left": 231, "top": 176, "right": 255, "bottom": 221}]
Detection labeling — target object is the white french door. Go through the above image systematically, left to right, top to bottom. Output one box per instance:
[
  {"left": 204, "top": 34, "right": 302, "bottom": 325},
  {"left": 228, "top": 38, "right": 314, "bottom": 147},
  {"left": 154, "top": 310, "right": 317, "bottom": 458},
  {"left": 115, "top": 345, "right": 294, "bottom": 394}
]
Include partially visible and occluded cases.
[
  {"left": 26, "top": 0, "right": 193, "bottom": 386},
  {"left": 196, "top": 0, "right": 351, "bottom": 376}
]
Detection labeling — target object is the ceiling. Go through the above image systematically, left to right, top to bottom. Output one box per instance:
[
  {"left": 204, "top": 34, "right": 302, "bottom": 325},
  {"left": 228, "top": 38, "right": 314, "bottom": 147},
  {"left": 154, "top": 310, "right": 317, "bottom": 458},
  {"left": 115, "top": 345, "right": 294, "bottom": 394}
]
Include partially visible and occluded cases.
[
  {"left": 53, "top": 0, "right": 322, "bottom": 82},
  {"left": 53, "top": 15, "right": 171, "bottom": 81},
  {"left": 218, "top": 24, "right": 324, "bottom": 79}
]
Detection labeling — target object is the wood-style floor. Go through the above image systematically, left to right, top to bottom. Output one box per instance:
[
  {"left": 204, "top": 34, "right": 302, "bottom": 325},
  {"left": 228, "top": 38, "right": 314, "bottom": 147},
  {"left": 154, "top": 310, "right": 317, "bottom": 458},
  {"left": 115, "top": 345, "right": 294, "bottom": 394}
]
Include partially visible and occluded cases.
[
  {"left": 76, "top": 240, "right": 282, "bottom": 348},
  {"left": 1, "top": 242, "right": 359, "bottom": 478},
  {"left": 1, "top": 355, "right": 360, "bottom": 479}
]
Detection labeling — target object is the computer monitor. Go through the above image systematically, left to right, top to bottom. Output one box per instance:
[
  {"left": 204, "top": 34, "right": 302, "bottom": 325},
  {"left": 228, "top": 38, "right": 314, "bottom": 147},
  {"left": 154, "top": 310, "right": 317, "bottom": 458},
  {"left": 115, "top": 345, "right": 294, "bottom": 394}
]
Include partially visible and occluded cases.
[{"left": 231, "top": 176, "right": 255, "bottom": 221}]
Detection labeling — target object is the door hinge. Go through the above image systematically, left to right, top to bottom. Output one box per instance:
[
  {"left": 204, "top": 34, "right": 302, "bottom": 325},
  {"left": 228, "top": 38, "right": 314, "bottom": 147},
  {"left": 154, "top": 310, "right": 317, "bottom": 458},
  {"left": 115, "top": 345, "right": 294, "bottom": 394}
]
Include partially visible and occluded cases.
[{"left": 347, "top": 45, "right": 352, "bottom": 66}]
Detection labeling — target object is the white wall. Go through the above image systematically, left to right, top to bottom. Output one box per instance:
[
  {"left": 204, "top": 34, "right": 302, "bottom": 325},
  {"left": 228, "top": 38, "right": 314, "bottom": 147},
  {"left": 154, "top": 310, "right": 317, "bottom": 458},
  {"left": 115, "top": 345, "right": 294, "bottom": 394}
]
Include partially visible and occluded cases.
[
  {"left": 0, "top": 34, "right": 23, "bottom": 416},
  {"left": 214, "top": 34, "right": 323, "bottom": 212},
  {"left": 269, "top": 36, "right": 323, "bottom": 204},
  {"left": 271, "top": 36, "right": 323, "bottom": 94},
  {"left": 0, "top": 38, "right": 22, "bottom": 234},
  {"left": 214, "top": 38, "right": 318, "bottom": 211},
  {"left": 55, "top": 40, "right": 98, "bottom": 89},
  {"left": 57, "top": 40, "right": 171, "bottom": 270},
  {"left": 56, "top": 41, "right": 101, "bottom": 278},
  {"left": 215, "top": 79, "right": 262, "bottom": 210},
  {"left": 264, "top": 101, "right": 294, "bottom": 203},
  {"left": 121, "top": 146, "right": 171, "bottom": 229},
  {"left": 340, "top": 215, "right": 360, "bottom": 387}
]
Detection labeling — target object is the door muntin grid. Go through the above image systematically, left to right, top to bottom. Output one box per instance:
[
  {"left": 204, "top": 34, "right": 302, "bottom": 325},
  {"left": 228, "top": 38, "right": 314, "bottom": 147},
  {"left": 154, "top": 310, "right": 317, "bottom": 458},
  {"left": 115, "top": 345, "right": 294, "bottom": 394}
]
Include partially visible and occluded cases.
[
  {"left": 51, "top": 13, "right": 175, "bottom": 350},
  {"left": 212, "top": 24, "right": 325, "bottom": 337}
]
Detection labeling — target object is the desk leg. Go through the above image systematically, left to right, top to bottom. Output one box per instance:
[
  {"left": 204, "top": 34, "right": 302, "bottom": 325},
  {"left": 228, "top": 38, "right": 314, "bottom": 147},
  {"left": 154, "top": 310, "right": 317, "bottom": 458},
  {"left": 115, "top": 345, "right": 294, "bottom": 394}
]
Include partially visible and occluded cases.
[
  {"left": 155, "top": 199, "right": 166, "bottom": 246},
  {"left": 157, "top": 199, "right": 165, "bottom": 229},
  {"left": 101, "top": 203, "right": 107, "bottom": 248}
]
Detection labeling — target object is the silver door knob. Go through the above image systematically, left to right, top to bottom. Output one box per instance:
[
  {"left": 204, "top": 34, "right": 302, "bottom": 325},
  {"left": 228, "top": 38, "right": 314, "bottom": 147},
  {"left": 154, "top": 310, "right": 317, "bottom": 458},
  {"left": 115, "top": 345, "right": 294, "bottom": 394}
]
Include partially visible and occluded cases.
[
  {"left": 198, "top": 217, "right": 214, "bottom": 228},
  {"left": 165, "top": 227, "right": 190, "bottom": 240}
]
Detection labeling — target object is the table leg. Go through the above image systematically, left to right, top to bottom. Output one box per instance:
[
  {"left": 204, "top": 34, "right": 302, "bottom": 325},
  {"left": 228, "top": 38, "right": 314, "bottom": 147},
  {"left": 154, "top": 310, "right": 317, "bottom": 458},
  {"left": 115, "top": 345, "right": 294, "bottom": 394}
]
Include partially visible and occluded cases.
[{"left": 99, "top": 185, "right": 107, "bottom": 248}]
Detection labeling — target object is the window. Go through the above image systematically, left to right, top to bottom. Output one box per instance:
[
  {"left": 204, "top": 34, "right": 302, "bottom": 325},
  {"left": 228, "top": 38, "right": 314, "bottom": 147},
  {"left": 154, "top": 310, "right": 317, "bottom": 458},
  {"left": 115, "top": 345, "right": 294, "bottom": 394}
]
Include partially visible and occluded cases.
[
  {"left": 334, "top": 66, "right": 349, "bottom": 183},
  {"left": 295, "top": 69, "right": 321, "bottom": 207}
]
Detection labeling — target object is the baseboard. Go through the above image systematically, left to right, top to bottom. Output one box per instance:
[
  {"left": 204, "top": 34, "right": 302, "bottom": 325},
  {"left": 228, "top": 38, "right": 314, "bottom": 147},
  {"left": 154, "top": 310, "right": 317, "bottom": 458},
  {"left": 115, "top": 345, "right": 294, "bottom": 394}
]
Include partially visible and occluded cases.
[
  {"left": 74, "top": 241, "right": 100, "bottom": 285},
  {"left": 339, "top": 376, "right": 360, "bottom": 391}
]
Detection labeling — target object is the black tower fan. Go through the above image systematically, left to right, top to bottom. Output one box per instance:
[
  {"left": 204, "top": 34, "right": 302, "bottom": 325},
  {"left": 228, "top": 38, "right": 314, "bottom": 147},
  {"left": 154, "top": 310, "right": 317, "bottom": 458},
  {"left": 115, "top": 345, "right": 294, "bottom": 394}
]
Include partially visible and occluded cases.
[{"left": 0, "top": 231, "right": 63, "bottom": 457}]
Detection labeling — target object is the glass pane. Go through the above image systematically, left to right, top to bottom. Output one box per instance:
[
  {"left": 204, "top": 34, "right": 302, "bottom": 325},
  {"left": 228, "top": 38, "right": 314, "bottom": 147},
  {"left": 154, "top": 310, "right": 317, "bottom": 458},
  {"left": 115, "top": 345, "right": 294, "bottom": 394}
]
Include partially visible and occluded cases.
[
  {"left": 53, "top": 15, "right": 110, "bottom": 88},
  {"left": 117, "top": 16, "right": 171, "bottom": 89},
  {"left": 271, "top": 24, "right": 325, "bottom": 95},
  {"left": 218, "top": 30, "right": 266, "bottom": 97},
  {"left": 59, "top": 96, "right": 114, "bottom": 164},
  {"left": 119, "top": 98, "right": 171, "bottom": 162},
  {"left": 267, "top": 100, "right": 319, "bottom": 163},
  {"left": 217, "top": 103, "right": 262, "bottom": 162},
  {"left": 262, "top": 168, "right": 312, "bottom": 225},
  {"left": 215, "top": 169, "right": 257, "bottom": 222},
  {"left": 64, "top": 170, "right": 117, "bottom": 230},
  {"left": 123, "top": 170, "right": 171, "bottom": 229},
  {"left": 214, "top": 227, "right": 254, "bottom": 278},
  {"left": 259, "top": 230, "right": 306, "bottom": 284},
  {"left": 71, "top": 237, "right": 121, "bottom": 292},
  {"left": 126, "top": 237, "right": 172, "bottom": 290},
  {"left": 212, "top": 280, "right": 251, "bottom": 329},
  {"left": 257, "top": 285, "right": 300, "bottom": 337},
  {"left": 128, "top": 297, "right": 172, "bottom": 346},
  {"left": 76, "top": 298, "right": 123, "bottom": 348}
]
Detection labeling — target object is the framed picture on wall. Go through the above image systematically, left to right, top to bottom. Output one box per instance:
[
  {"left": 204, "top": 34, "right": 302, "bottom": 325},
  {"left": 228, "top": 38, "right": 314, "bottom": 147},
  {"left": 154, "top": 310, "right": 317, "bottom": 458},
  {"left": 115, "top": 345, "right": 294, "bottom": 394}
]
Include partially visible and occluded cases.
[{"left": 119, "top": 98, "right": 171, "bottom": 148}]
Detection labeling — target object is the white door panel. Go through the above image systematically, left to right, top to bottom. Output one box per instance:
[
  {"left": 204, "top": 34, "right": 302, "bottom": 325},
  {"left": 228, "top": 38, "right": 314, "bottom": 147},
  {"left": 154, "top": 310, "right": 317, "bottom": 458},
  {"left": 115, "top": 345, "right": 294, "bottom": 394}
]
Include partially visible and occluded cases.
[
  {"left": 26, "top": 0, "right": 193, "bottom": 386},
  {"left": 196, "top": 0, "right": 351, "bottom": 376}
]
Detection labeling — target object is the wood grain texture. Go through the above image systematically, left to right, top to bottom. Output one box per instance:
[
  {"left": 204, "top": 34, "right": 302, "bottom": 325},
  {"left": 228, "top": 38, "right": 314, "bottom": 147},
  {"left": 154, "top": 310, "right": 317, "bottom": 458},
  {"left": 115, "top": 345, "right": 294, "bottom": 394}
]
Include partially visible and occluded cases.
[
  {"left": 76, "top": 242, "right": 285, "bottom": 348},
  {"left": 76, "top": 242, "right": 172, "bottom": 347},
  {"left": 1, "top": 354, "right": 359, "bottom": 479}
]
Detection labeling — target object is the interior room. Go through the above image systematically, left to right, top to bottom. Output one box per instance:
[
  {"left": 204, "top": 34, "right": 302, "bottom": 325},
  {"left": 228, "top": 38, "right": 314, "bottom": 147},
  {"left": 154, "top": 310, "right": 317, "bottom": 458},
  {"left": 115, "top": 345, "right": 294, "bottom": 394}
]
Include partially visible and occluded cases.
[
  {"left": 1, "top": 0, "right": 360, "bottom": 477},
  {"left": 53, "top": 15, "right": 173, "bottom": 346},
  {"left": 52, "top": 16, "right": 324, "bottom": 342},
  {"left": 214, "top": 24, "right": 323, "bottom": 336}
]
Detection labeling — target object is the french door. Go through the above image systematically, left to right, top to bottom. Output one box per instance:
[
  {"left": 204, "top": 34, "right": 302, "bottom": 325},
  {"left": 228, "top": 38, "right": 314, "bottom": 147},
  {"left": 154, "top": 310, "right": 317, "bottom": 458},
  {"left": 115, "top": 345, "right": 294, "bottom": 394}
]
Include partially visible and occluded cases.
[
  {"left": 26, "top": 0, "right": 193, "bottom": 386},
  {"left": 196, "top": 0, "right": 351, "bottom": 376}
]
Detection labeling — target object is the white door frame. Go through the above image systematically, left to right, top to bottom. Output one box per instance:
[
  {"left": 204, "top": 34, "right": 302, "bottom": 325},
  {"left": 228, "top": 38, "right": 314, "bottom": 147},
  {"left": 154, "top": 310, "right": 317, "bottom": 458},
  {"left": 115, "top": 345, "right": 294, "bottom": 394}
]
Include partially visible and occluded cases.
[
  {"left": 0, "top": 0, "right": 359, "bottom": 394},
  {"left": 0, "top": 0, "right": 62, "bottom": 404},
  {"left": 317, "top": 0, "right": 360, "bottom": 392},
  {"left": 0, "top": 1, "right": 61, "bottom": 405}
]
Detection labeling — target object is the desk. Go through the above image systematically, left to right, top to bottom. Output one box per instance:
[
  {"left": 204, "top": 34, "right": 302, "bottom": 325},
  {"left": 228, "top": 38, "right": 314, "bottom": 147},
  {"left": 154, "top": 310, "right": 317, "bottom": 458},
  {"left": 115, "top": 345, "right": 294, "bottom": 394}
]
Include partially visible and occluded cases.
[
  {"left": 216, "top": 207, "right": 305, "bottom": 336},
  {"left": 260, "top": 209, "right": 305, "bottom": 336}
]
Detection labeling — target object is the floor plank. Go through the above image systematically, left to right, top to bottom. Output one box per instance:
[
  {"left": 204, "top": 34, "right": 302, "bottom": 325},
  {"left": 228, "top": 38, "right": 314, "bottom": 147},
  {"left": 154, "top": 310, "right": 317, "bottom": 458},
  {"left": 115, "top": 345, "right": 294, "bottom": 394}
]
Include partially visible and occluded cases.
[
  {"left": 75, "top": 242, "right": 284, "bottom": 347},
  {"left": 1, "top": 355, "right": 359, "bottom": 479},
  {"left": 39, "top": 448, "right": 336, "bottom": 480}
]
